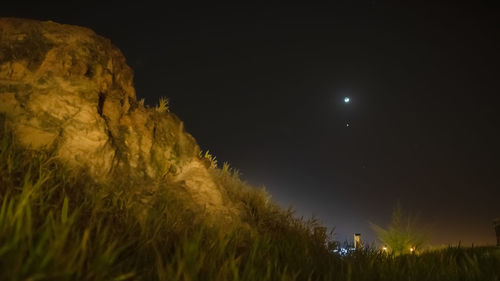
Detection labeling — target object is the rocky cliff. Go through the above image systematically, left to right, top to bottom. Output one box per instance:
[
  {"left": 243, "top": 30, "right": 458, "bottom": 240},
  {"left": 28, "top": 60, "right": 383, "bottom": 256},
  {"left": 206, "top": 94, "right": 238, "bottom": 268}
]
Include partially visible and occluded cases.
[{"left": 0, "top": 18, "right": 228, "bottom": 216}]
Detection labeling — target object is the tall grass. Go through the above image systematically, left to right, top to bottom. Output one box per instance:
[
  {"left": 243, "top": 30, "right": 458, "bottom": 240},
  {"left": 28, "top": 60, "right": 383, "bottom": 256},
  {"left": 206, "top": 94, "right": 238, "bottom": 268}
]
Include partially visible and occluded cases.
[
  {"left": 0, "top": 133, "right": 499, "bottom": 280},
  {"left": 0, "top": 134, "right": 336, "bottom": 280}
]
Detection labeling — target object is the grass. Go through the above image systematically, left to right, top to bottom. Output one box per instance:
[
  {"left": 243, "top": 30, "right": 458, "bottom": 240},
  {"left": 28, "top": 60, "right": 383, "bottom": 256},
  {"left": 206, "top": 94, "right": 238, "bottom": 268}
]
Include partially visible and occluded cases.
[
  {"left": 155, "top": 97, "right": 169, "bottom": 113},
  {"left": 0, "top": 133, "right": 499, "bottom": 280}
]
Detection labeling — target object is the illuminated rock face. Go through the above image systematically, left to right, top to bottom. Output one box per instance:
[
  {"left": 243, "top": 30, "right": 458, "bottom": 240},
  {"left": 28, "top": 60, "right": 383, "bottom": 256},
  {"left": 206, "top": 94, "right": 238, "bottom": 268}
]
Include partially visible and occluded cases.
[{"left": 0, "top": 18, "right": 224, "bottom": 214}]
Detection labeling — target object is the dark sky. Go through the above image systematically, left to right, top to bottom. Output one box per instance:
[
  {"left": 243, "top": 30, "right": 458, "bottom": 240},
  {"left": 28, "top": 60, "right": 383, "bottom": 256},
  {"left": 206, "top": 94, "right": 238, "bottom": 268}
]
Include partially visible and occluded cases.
[{"left": 4, "top": 4, "right": 500, "bottom": 245}]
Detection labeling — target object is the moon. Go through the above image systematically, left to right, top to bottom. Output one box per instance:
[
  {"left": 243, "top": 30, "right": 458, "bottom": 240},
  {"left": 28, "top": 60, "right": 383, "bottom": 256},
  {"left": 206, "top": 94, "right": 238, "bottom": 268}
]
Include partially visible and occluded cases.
[{"left": 344, "top": 97, "right": 350, "bottom": 103}]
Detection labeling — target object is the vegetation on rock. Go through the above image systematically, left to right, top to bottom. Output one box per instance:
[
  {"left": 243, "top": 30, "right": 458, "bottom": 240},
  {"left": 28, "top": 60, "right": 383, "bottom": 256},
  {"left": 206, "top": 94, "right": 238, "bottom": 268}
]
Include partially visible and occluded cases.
[
  {"left": 0, "top": 18, "right": 499, "bottom": 281},
  {"left": 1, "top": 134, "right": 499, "bottom": 280}
]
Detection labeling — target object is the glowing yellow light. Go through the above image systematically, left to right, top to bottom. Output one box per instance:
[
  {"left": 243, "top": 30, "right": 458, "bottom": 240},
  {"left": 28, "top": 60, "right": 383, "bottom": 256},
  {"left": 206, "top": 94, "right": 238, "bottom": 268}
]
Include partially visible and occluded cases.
[
  {"left": 382, "top": 246, "right": 388, "bottom": 252},
  {"left": 409, "top": 247, "right": 415, "bottom": 253}
]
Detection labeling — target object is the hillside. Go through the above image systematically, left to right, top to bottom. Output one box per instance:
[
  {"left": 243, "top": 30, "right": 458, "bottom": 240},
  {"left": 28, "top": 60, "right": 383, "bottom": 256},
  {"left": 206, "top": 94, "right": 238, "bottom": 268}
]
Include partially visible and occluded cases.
[
  {"left": 0, "top": 17, "right": 336, "bottom": 280},
  {"left": 1, "top": 18, "right": 499, "bottom": 281}
]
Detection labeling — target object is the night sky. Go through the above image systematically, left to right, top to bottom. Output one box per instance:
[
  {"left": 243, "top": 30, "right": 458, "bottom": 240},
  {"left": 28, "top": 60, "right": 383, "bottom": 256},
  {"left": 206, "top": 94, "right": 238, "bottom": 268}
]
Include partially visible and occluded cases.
[{"left": 4, "top": 4, "right": 500, "bottom": 245}]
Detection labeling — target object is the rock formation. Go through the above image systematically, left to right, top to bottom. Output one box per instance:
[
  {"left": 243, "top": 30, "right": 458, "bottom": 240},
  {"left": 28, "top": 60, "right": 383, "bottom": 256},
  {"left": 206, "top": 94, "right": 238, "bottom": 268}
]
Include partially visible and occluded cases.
[{"left": 0, "top": 18, "right": 227, "bottom": 215}]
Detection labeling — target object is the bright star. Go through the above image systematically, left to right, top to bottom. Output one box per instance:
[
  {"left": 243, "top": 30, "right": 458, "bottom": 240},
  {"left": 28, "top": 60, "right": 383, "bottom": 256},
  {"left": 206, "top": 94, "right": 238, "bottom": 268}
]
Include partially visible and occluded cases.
[{"left": 344, "top": 97, "right": 350, "bottom": 103}]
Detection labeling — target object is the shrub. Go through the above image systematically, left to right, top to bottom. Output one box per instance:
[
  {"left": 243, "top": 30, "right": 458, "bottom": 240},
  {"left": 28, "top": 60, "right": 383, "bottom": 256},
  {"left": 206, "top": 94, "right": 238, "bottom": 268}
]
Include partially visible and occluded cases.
[{"left": 371, "top": 202, "right": 427, "bottom": 255}]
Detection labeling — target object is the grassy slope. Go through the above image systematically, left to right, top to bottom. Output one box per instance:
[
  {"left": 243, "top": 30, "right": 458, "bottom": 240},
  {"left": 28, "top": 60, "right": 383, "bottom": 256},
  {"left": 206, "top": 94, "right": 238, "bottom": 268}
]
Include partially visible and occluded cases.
[{"left": 0, "top": 133, "right": 499, "bottom": 281}]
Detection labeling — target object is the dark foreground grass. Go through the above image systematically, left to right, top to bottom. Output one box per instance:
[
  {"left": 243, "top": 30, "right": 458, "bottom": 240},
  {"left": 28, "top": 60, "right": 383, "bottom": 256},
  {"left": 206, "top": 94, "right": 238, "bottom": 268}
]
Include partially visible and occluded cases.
[{"left": 0, "top": 134, "right": 499, "bottom": 281}]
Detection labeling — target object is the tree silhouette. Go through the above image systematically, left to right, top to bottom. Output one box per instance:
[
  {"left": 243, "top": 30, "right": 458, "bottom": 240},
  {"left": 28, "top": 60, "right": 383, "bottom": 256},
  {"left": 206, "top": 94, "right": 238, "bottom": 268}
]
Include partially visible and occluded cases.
[{"left": 371, "top": 202, "right": 427, "bottom": 255}]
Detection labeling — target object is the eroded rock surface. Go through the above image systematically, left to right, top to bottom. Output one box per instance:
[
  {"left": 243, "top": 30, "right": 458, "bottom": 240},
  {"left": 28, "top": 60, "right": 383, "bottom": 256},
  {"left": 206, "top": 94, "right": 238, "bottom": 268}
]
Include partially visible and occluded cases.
[{"left": 0, "top": 18, "right": 226, "bottom": 215}]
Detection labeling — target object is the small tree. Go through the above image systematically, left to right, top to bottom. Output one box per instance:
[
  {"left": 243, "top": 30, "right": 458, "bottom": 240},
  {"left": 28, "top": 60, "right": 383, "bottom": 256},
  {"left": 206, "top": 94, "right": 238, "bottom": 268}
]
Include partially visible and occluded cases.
[{"left": 371, "top": 202, "right": 426, "bottom": 255}]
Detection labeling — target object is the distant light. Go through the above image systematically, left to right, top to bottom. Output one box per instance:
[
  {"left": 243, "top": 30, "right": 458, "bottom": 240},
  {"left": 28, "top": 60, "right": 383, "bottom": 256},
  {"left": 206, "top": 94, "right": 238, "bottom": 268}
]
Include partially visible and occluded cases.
[
  {"left": 344, "top": 97, "right": 350, "bottom": 103},
  {"left": 346, "top": 123, "right": 350, "bottom": 127},
  {"left": 382, "top": 246, "right": 388, "bottom": 252},
  {"left": 410, "top": 247, "right": 415, "bottom": 253},
  {"left": 333, "top": 248, "right": 350, "bottom": 255}
]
